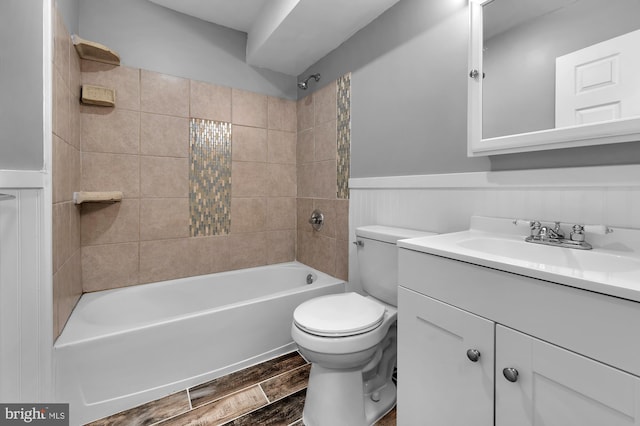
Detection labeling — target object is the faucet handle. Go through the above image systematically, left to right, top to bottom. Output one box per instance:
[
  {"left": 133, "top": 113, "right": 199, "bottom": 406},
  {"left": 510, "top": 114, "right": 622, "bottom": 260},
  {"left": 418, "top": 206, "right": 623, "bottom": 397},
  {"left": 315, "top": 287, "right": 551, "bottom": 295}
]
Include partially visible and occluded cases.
[
  {"left": 553, "top": 222, "right": 565, "bottom": 239},
  {"left": 570, "top": 224, "right": 585, "bottom": 242}
]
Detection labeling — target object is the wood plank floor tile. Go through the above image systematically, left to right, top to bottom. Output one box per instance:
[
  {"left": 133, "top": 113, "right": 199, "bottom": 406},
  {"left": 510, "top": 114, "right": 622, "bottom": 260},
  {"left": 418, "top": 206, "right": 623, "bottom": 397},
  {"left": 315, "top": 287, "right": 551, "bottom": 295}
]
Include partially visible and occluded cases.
[
  {"left": 189, "top": 352, "right": 307, "bottom": 408},
  {"left": 260, "top": 364, "right": 311, "bottom": 402},
  {"left": 157, "top": 385, "right": 268, "bottom": 426},
  {"left": 221, "top": 388, "right": 306, "bottom": 426},
  {"left": 85, "top": 390, "right": 190, "bottom": 426},
  {"left": 375, "top": 407, "right": 396, "bottom": 425}
]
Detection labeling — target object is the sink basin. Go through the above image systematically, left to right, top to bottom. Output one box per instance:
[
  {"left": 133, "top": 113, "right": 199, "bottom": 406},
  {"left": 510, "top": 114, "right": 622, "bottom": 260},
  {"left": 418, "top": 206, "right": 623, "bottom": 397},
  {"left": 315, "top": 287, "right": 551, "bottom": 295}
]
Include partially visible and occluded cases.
[
  {"left": 397, "top": 216, "right": 640, "bottom": 302},
  {"left": 456, "top": 236, "right": 640, "bottom": 274}
]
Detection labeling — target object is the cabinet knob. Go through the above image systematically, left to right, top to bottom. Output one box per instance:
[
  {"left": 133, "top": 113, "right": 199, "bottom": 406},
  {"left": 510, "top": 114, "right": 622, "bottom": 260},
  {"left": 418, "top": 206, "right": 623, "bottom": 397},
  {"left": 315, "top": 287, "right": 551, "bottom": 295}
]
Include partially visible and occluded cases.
[
  {"left": 466, "top": 349, "right": 481, "bottom": 362},
  {"left": 503, "top": 367, "right": 519, "bottom": 382}
]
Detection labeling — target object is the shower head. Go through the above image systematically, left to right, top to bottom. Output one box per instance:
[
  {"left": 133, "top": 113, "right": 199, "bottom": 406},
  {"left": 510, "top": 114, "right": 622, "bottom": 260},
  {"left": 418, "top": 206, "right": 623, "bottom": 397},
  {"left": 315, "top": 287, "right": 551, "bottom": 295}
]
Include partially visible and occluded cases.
[{"left": 297, "top": 73, "right": 321, "bottom": 90}]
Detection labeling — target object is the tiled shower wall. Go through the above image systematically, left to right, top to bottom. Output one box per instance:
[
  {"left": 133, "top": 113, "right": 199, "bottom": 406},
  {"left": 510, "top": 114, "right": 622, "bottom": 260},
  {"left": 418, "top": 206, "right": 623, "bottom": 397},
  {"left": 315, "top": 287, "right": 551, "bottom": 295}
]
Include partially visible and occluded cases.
[
  {"left": 51, "top": 4, "right": 351, "bottom": 338},
  {"left": 52, "top": 4, "right": 82, "bottom": 337},
  {"left": 78, "top": 65, "right": 298, "bottom": 292},
  {"left": 296, "top": 79, "right": 350, "bottom": 281}
]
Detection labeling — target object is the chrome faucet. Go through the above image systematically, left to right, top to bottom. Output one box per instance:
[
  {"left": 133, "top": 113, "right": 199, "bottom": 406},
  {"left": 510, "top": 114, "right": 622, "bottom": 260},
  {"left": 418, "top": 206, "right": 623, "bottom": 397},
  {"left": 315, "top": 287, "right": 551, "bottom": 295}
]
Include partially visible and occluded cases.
[{"left": 513, "top": 219, "right": 612, "bottom": 250}]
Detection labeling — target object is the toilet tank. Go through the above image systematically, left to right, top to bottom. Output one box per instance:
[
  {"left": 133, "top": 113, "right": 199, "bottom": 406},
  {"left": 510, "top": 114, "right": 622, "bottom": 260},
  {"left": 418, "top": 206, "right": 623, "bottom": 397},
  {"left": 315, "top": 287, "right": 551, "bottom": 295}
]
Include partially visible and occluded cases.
[{"left": 355, "top": 226, "right": 436, "bottom": 306}]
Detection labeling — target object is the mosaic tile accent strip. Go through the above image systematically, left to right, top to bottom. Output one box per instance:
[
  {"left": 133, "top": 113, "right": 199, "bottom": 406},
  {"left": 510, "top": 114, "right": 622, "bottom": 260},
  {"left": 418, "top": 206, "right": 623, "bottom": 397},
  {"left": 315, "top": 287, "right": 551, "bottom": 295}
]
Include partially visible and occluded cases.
[
  {"left": 337, "top": 73, "right": 351, "bottom": 199},
  {"left": 189, "top": 119, "right": 232, "bottom": 236}
]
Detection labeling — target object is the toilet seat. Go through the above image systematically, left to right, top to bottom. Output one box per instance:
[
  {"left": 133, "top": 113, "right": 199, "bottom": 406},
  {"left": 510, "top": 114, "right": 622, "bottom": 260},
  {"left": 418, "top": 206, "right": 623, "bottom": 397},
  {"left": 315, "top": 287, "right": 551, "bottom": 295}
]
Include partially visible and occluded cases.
[{"left": 293, "top": 293, "right": 386, "bottom": 337}]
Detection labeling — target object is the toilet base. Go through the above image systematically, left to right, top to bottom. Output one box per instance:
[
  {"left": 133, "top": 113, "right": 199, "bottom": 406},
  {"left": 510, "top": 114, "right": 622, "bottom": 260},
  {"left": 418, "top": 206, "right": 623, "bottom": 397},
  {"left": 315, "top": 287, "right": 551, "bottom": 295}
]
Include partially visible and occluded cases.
[{"left": 302, "top": 364, "right": 396, "bottom": 426}]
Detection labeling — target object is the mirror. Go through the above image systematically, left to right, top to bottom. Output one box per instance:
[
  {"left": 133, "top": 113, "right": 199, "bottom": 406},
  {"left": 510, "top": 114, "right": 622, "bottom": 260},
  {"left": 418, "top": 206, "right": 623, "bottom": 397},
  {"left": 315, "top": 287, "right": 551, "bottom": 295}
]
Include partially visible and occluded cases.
[{"left": 468, "top": 0, "right": 640, "bottom": 156}]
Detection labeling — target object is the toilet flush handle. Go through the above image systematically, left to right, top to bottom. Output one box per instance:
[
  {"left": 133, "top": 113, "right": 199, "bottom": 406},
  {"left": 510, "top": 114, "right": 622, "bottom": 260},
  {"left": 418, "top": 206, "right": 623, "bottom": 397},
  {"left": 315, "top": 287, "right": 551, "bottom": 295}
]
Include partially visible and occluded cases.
[{"left": 353, "top": 240, "right": 364, "bottom": 247}]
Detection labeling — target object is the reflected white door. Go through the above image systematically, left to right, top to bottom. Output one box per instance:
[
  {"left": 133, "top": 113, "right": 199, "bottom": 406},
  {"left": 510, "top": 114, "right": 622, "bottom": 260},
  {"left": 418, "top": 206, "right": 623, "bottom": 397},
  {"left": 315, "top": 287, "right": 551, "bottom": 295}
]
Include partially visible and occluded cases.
[{"left": 556, "top": 28, "right": 640, "bottom": 127}]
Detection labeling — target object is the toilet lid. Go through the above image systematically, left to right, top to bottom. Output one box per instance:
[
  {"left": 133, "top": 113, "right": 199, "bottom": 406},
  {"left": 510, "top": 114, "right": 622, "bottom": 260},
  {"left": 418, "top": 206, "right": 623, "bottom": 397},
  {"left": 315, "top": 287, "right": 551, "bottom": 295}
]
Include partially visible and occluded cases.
[{"left": 293, "top": 293, "right": 386, "bottom": 337}]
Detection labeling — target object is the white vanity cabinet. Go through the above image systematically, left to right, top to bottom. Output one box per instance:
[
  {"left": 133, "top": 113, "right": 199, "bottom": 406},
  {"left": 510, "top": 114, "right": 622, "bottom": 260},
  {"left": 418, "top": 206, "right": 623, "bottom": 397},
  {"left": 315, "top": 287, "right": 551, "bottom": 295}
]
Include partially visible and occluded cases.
[
  {"left": 397, "top": 248, "right": 640, "bottom": 426},
  {"left": 397, "top": 287, "right": 494, "bottom": 425},
  {"left": 495, "top": 325, "right": 640, "bottom": 426}
]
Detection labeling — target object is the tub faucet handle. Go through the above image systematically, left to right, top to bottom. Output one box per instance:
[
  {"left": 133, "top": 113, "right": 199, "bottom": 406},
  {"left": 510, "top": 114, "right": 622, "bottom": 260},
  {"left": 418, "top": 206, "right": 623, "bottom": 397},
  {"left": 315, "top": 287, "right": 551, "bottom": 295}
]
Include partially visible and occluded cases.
[{"left": 308, "top": 209, "right": 324, "bottom": 231}]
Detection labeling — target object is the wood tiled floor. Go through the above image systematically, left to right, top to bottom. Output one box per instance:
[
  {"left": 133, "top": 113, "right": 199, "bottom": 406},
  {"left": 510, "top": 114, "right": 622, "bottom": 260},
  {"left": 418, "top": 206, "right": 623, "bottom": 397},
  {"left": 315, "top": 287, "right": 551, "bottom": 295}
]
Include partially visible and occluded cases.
[{"left": 87, "top": 351, "right": 396, "bottom": 426}]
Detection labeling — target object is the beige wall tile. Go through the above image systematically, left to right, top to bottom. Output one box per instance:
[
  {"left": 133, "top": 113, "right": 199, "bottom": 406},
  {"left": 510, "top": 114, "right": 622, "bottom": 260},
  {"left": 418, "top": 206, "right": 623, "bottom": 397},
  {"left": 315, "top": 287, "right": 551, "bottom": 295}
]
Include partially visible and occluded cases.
[
  {"left": 53, "top": 8, "right": 70, "bottom": 88},
  {"left": 70, "top": 46, "right": 82, "bottom": 98},
  {"left": 81, "top": 62, "right": 140, "bottom": 111},
  {"left": 54, "top": 68, "right": 71, "bottom": 142},
  {"left": 140, "top": 70, "right": 189, "bottom": 117},
  {"left": 190, "top": 80, "right": 232, "bottom": 122},
  {"left": 314, "top": 81, "right": 337, "bottom": 126},
  {"left": 232, "top": 89, "right": 267, "bottom": 128},
  {"left": 69, "top": 94, "right": 81, "bottom": 149},
  {"left": 297, "top": 95, "right": 313, "bottom": 131},
  {"left": 268, "top": 97, "right": 296, "bottom": 132},
  {"left": 81, "top": 107, "right": 140, "bottom": 154},
  {"left": 140, "top": 113, "right": 189, "bottom": 158},
  {"left": 314, "top": 120, "right": 337, "bottom": 162},
  {"left": 232, "top": 126, "right": 267, "bottom": 162},
  {"left": 296, "top": 129, "right": 314, "bottom": 165},
  {"left": 268, "top": 130, "right": 296, "bottom": 164},
  {"left": 52, "top": 136, "right": 68, "bottom": 204},
  {"left": 53, "top": 140, "right": 80, "bottom": 204},
  {"left": 70, "top": 144, "right": 81, "bottom": 200},
  {"left": 82, "top": 152, "right": 140, "bottom": 198},
  {"left": 140, "top": 156, "right": 188, "bottom": 198},
  {"left": 314, "top": 160, "right": 338, "bottom": 199},
  {"left": 231, "top": 162, "right": 267, "bottom": 197},
  {"left": 267, "top": 164, "right": 296, "bottom": 197},
  {"left": 296, "top": 164, "right": 313, "bottom": 199},
  {"left": 267, "top": 197, "right": 296, "bottom": 231},
  {"left": 140, "top": 198, "right": 189, "bottom": 240},
  {"left": 230, "top": 198, "right": 266, "bottom": 233},
  {"left": 296, "top": 198, "right": 313, "bottom": 230},
  {"left": 81, "top": 199, "right": 140, "bottom": 246},
  {"left": 53, "top": 202, "right": 70, "bottom": 272},
  {"left": 53, "top": 202, "right": 80, "bottom": 275},
  {"left": 69, "top": 202, "right": 81, "bottom": 255},
  {"left": 296, "top": 229, "right": 312, "bottom": 267},
  {"left": 266, "top": 230, "right": 296, "bottom": 264},
  {"left": 229, "top": 232, "right": 267, "bottom": 270},
  {"left": 308, "top": 232, "right": 336, "bottom": 276},
  {"left": 188, "top": 236, "right": 230, "bottom": 276},
  {"left": 139, "top": 238, "right": 190, "bottom": 284},
  {"left": 335, "top": 238, "right": 349, "bottom": 281},
  {"left": 82, "top": 242, "right": 139, "bottom": 292},
  {"left": 56, "top": 251, "right": 82, "bottom": 335}
]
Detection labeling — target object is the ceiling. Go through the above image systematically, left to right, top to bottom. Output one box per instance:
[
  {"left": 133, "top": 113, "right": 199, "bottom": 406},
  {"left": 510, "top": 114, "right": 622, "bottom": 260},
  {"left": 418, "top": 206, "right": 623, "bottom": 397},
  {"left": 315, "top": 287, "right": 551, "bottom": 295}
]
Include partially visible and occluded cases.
[
  {"left": 148, "top": 0, "right": 401, "bottom": 76},
  {"left": 484, "top": 0, "right": 578, "bottom": 40}
]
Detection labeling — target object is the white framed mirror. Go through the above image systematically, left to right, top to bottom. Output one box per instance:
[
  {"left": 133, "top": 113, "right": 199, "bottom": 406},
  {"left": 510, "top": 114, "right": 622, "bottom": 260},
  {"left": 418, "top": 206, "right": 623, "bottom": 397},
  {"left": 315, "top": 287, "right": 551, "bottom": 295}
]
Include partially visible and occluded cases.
[{"left": 468, "top": 0, "right": 640, "bottom": 157}]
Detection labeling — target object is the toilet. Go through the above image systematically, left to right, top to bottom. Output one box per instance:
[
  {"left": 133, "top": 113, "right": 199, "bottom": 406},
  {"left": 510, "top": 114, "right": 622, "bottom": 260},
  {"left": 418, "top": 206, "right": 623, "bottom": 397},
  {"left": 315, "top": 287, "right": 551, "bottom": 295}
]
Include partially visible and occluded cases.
[{"left": 292, "top": 225, "right": 436, "bottom": 426}]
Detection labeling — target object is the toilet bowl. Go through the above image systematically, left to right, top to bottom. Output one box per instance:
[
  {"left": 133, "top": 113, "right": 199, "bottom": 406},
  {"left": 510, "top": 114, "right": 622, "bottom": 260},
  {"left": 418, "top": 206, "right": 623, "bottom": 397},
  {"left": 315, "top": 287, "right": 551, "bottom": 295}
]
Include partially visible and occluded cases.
[{"left": 292, "top": 225, "right": 436, "bottom": 426}]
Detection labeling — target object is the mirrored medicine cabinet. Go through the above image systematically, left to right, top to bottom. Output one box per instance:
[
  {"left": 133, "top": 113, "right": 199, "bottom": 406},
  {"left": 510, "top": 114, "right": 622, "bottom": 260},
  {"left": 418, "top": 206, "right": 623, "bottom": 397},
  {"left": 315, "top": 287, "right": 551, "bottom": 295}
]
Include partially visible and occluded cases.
[{"left": 467, "top": 0, "right": 640, "bottom": 156}]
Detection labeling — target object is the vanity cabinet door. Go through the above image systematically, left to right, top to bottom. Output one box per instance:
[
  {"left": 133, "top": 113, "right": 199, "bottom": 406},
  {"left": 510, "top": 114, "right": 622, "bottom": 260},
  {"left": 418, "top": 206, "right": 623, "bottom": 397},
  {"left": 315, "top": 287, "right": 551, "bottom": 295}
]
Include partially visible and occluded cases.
[
  {"left": 397, "top": 287, "right": 494, "bottom": 426},
  {"left": 496, "top": 325, "right": 640, "bottom": 426}
]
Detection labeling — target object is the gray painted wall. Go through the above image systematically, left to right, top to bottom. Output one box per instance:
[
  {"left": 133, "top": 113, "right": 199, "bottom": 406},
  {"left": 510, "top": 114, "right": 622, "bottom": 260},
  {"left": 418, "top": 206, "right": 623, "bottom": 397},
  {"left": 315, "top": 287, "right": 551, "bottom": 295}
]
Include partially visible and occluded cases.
[
  {"left": 0, "top": 0, "right": 44, "bottom": 171},
  {"left": 56, "top": 0, "right": 79, "bottom": 35},
  {"left": 79, "top": 0, "right": 297, "bottom": 99},
  {"left": 299, "top": 0, "right": 490, "bottom": 177},
  {"left": 300, "top": 0, "right": 640, "bottom": 176},
  {"left": 483, "top": 0, "right": 640, "bottom": 139}
]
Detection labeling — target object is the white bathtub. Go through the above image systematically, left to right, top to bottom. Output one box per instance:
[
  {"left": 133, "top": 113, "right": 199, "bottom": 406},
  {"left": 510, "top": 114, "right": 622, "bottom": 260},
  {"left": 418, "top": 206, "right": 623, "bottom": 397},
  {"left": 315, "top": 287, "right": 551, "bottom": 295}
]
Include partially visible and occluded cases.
[{"left": 54, "top": 262, "right": 344, "bottom": 424}]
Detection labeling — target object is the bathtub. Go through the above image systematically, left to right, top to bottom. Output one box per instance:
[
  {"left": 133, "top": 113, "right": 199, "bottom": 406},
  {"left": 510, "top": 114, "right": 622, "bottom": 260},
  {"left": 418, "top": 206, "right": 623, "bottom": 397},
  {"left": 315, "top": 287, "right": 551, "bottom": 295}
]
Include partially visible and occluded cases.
[{"left": 54, "top": 261, "right": 344, "bottom": 424}]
